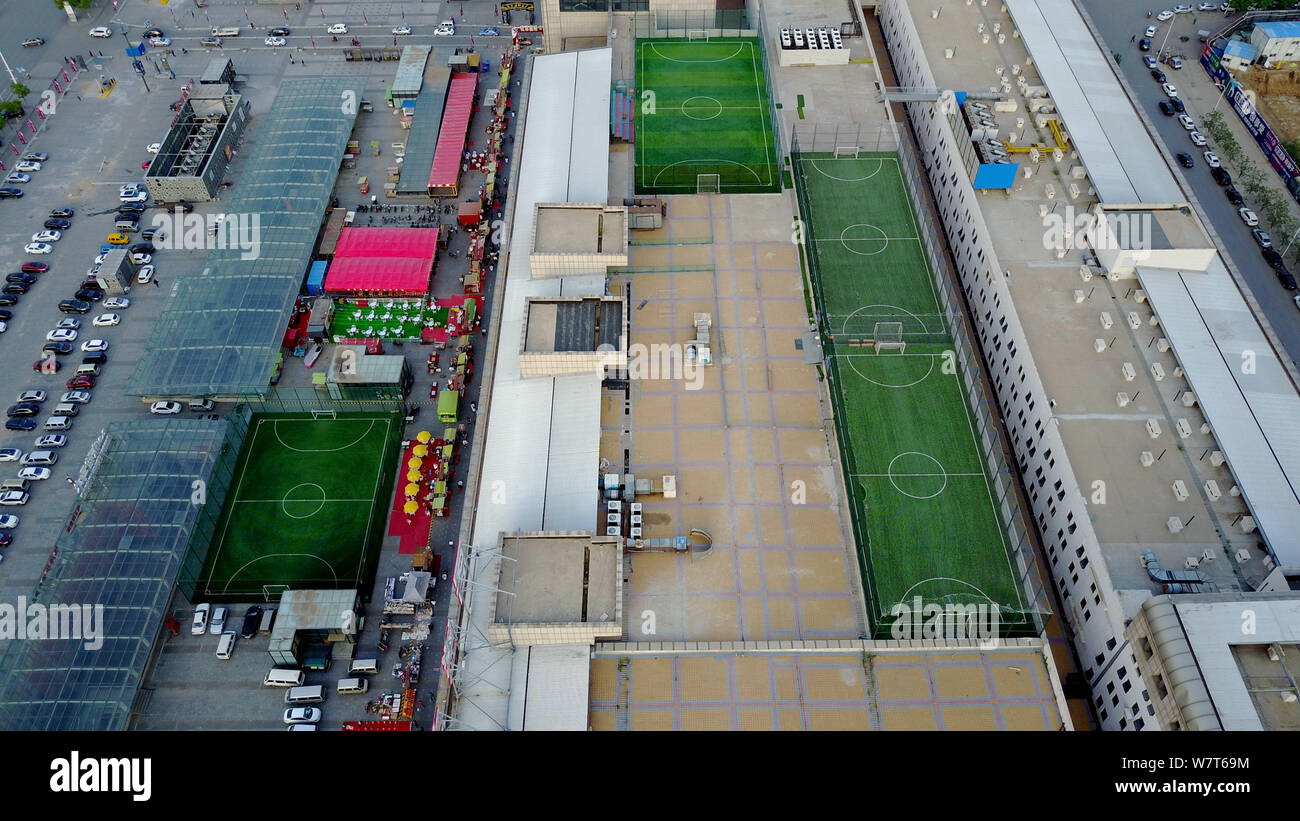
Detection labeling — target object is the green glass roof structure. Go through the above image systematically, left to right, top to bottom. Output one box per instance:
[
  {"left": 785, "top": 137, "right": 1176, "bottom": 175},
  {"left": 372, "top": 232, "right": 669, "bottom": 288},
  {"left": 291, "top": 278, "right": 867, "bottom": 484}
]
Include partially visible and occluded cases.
[
  {"left": 127, "top": 78, "right": 362, "bottom": 398},
  {"left": 0, "top": 420, "right": 229, "bottom": 731}
]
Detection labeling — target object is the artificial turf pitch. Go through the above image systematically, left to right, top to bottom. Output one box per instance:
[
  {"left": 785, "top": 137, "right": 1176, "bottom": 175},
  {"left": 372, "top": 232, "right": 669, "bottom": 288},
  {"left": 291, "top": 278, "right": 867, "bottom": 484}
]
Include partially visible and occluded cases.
[
  {"left": 634, "top": 38, "right": 780, "bottom": 194},
  {"left": 795, "top": 152, "right": 1026, "bottom": 622},
  {"left": 195, "top": 412, "right": 401, "bottom": 602}
]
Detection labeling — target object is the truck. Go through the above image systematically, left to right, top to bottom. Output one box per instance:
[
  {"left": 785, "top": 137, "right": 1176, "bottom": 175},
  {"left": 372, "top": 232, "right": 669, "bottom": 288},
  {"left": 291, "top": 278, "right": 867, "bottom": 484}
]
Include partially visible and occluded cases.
[
  {"left": 211, "top": 26, "right": 240, "bottom": 37},
  {"left": 437, "top": 389, "right": 459, "bottom": 424}
]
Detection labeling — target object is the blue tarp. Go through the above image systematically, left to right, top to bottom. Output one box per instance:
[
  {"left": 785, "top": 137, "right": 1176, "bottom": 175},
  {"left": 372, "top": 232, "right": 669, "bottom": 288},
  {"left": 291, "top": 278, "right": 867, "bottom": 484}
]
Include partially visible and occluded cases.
[
  {"left": 973, "top": 163, "right": 1019, "bottom": 190},
  {"left": 306, "top": 260, "right": 327, "bottom": 296}
]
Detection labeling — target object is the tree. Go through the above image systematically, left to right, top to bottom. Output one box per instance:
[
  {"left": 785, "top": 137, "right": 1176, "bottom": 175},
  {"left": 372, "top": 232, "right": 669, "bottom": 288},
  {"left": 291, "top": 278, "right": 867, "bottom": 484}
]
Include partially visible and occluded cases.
[
  {"left": 9, "top": 82, "right": 29, "bottom": 101},
  {"left": 0, "top": 101, "right": 20, "bottom": 120}
]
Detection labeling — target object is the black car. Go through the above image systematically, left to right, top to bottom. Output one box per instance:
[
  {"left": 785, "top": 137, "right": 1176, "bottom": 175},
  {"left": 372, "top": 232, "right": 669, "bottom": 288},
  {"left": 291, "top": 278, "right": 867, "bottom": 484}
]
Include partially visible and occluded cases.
[
  {"left": 269, "top": 27, "right": 291, "bottom": 37},
  {"left": 144, "top": 28, "right": 165, "bottom": 38},
  {"left": 1139, "top": 37, "right": 1151, "bottom": 51},
  {"left": 1151, "top": 68, "right": 1167, "bottom": 82},
  {"left": 1171, "top": 98, "right": 1186, "bottom": 113},
  {"left": 1158, "top": 100, "right": 1175, "bottom": 116},
  {"left": 2, "top": 105, "right": 23, "bottom": 121},
  {"left": 1176, "top": 152, "right": 1194, "bottom": 168},
  {"left": 1211, "top": 166, "right": 1232, "bottom": 186},
  {"left": 1224, "top": 185, "right": 1243, "bottom": 205},
  {"left": 0, "top": 188, "right": 23, "bottom": 199},
  {"left": 173, "top": 200, "right": 194, "bottom": 213},
  {"left": 117, "top": 204, "right": 147, "bottom": 216},
  {"left": 48, "top": 207, "right": 74, "bottom": 219},
  {"left": 43, "top": 218, "right": 71, "bottom": 230},
  {"left": 130, "top": 242, "right": 155, "bottom": 254},
  {"left": 1263, "top": 247, "right": 1284, "bottom": 267},
  {"left": 1273, "top": 261, "right": 1291, "bottom": 279},
  {"left": 1279, "top": 272, "right": 1298, "bottom": 291},
  {"left": 5, "top": 273, "right": 36, "bottom": 285},
  {"left": 2, "top": 283, "right": 29, "bottom": 295},
  {"left": 74, "top": 288, "right": 104, "bottom": 303},
  {"left": 0, "top": 295, "right": 18, "bottom": 307},
  {"left": 57, "top": 299, "right": 90, "bottom": 314},
  {"left": 0, "top": 309, "right": 11, "bottom": 321},
  {"left": 42, "top": 342, "right": 73, "bottom": 356},
  {"left": 82, "top": 351, "right": 107, "bottom": 366},
  {"left": 5, "top": 403, "right": 41, "bottom": 418},
  {"left": 4, "top": 418, "right": 37, "bottom": 431},
  {"left": 0, "top": 532, "right": 11, "bottom": 547},
  {"left": 240, "top": 605, "right": 263, "bottom": 639}
]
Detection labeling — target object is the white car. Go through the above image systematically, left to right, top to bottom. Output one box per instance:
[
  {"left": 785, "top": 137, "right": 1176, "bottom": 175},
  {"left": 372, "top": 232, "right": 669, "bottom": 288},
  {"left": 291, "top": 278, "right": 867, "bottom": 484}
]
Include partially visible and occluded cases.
[
  {"left": 1198, "top": 2, "right": 1217, "bottom": 10},
  {"left": 1173, "top": 4, "right": 1192, "bottom": 12},
  {"left": 1157, "top": 10, "right": 1175, "bottom": 21},
  {"left": 434, "top": 22, "right": 455, "bottom": 36},
  {"left": 327, "top": 23, "right": 348, "bottom": 35},
  {"left": 392, "top": 25, "right": 412, "bottom": 36},
  {"left": 1145, "top": 25, "right": 1157, "bottom": 38},
  {"left": 90, "top": 26, "right": 113, "bottom": 38},
  {"left": 265, "top": 36, "right": 286, "bottom": 47},
  {"left": 149, "top": 37, "right": 171, "bottom": 47},
  {"left": 1143, "top": 55, "right": 1158, "bottom": 69},
  {"left": 1170, "top": 56, "right": 1183, "bottom": 70},
  {"left": 1162, "top": 83, "right": 1178, "bottom": 98},
  {"left": 1177, "top": 114, "right": 1195, "bottom": 130},
  {"left": 1189, "top": 130, "right": 1207, "bottom": 147},
  {"left": 146, "top": 143, "right": 161, "bottom": 154},
  {"left": 1203, "top": 150, "right": 1221, "bottom": 168},
  {"left": 15, "top": 160, "right": 41, "bottom": 173},
  {"left": 5, "top": 173, "right": 31, "bottom": 184},
  {"left": 119, "top": 183, "right": 142, "bottom": 195},
  {"left": 120, "top": 191, "right": 149, "bottom": 204},
  {"left": 1238, "top": 207, "right": 1259, "bottom": 227},
  {"left": 32, "top": 230, "right": 61, "bottom": 243},
  {"left": 24, "top": 243, "right": 52, "bottom": 254},
  {"left": 131, "top": 253, "right": 152, "bottom": 265},
  {"left": 136, "top": 265, "right": 155, "bottom": 284},
  {"left": 104, "top": 297, "right": 130, "bottom": 309},
  {"left": 93, "top": 313, "right": 120, "bottom": 327},
  {"left": 56, "top": 319, "right": 80, "bottom": 332},
  {"left": 0, "top": 321, "right": 5, "bottom": 334},
  {"left": 47, "top": 329, "right": 77, "bottom": 342},
  {"left": 80, "top": 339, "right": 108, "bottom": 353},
  {"left": 60, "top": 391, "right": 91, "bottom": 404},
  {"left": 150, "top": 401, "right": 182, "bottom": 415},
  {"left": 35, "top": 435, "right": 67, "bottom": 448},
  {"left": 0, "top": 449, "right": 20, "bottom": 463},
  {"left": 17, "top": 467, "right": 50, "bottom": 481},
  {"left": 0, "top": 491, "right": 27, "bottom": 506},
  {"left": 0, "top": 514, "right": 16, "bottom": 529},
  {"left": 191, "top": 603, "right": 210, "bottom": 635},
  {"left": 209, "top": 606, "right": 227, "bottom": 634},
  {"left": 284, "top": 707, "right": 321, "bottom": 725}
]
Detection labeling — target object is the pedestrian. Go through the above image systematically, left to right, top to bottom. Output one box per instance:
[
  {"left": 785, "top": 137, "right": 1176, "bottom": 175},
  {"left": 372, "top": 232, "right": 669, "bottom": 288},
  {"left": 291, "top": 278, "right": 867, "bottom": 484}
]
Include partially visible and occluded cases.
[
  {"left": 1131, "top": 34, "right": 1136, "bottom": 42},
  {"left": 76, "top": 94, "right": 81, "bottom": 101},
  {"left": 154, "top": 278, "right": 160, "bottom": 288},
  {"left": 457, "top": 480, "right": 464, "bottom": 489}
]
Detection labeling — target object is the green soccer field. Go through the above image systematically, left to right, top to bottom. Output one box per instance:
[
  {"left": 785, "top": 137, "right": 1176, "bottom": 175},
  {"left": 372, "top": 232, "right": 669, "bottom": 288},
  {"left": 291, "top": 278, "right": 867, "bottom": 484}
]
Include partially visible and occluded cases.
[
  {"left": 635, "top": 38, "right": 779, "bottom": 194},
  {"left": 795, "top": 152, "right": 1026, "bottom": 625},
  {"left": 196, "top": 412, "right": 401, "bottom": 602}
]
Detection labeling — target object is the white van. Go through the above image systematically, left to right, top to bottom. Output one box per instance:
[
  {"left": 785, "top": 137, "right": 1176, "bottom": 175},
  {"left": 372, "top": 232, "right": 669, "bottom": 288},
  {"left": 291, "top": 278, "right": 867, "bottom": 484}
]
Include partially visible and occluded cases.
[
  {"left": 211, "top": 26, "right": 240, "bottom": 37},
  {"left": 75, "top": 363, "right": 100, "bottom": 377},
  {"left": 188, "top": 398, "right": 214, "bottom": 412},
  {"left": 52, "top": 403, "right": 79, "bottom": 418},
  {"left": 43, "top": 416, "right": 72, "bottom": 432},
  {"left": 22, "top": 450, "right": 58, "bottom": 467},
  {"left": 0, "top": 479, "right": 30, "bottom": 494},
  {"left": 258, "top": 607, "right": 277, "bottom": 635},
  {"left": 215, "top": 631, "right": 237, "bottom": 659},
  {"left": 349, "top": 658, "right": 378, "bottom": 675},
  {"left": 263, "top": 667, "right": 305, "bottom": 687},
  {"left": 337, "top": 677, "right": 369, "bottom": 695},
  {"left": 284, "top": 684, "right": 325, "bottom": 704}
]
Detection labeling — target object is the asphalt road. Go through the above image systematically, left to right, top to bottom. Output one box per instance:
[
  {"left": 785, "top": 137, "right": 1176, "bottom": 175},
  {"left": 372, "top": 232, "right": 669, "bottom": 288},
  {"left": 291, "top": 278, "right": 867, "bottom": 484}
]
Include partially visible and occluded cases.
[{"left": 1081, "top": 0, "right": 1300, "bottom": 373}]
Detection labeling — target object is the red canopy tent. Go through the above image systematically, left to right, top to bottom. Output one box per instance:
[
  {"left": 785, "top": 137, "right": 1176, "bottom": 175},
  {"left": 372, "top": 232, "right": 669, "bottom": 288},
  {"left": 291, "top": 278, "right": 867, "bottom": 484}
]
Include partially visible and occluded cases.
[{"left": 324, "top": 226, "right": 441, "bottom": 295}]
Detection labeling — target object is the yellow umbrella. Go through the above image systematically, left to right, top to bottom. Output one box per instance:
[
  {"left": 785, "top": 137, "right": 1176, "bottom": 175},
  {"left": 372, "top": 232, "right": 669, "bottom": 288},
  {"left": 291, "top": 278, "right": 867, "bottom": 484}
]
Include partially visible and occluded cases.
[
  {"left": 416, "top": 430, "right": 432, "bottom": 443},
  {"left": 412, "top": 444, "right": 429, "bottom": 457},
  {"left": 407, "top": 456, "right": 423, "bottom": 470},
  {"left": 406, "top": 470, "right": 422, "bottom": 483},
  {"left": 404, "top": 483, "right": 421, "bottom": 497},
  {"left": 403, "top": 500, "right": 419, "bottom": 515}
]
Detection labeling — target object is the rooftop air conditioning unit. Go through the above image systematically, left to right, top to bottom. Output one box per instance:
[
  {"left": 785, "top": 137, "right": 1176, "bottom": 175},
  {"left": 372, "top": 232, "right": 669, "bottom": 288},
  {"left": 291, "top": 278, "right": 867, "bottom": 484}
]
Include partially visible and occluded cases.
[
  {"left": 1100, "top": 311, "right": 1113, "bottom": 329},
  {"left": 1094, "top": 338, "right": 1107, "bottom": 353},
  {"left": 1122, "top": 362, "right": 1137, "bottom": 381},
  {"left": 1146, "top": 418, "right": 1162, "bottom": 439},
  {"left": 1176, "top": 418, "right": 1192, "bottom": 439},
  {"left": 1140, "top": 451, "right": 1155, "bottom": 467},
  {"left": 1172, "top": 480, "right": 1189, "bottom": 501},
  {"left": 606, "top": 526, "right": 620, "bottom": 536},
  {"left": 629, "top": 526, "right": 642, "bottom": 538}
]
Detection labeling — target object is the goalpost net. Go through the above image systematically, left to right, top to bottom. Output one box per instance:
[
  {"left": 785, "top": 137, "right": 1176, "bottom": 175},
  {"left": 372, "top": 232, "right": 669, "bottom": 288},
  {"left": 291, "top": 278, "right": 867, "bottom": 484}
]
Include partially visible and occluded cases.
[
  {"left": 686, "top": 30, "right": 709, "bottom": 41},
  {"left": 833, "top": 146, "right": 861, "bottom": 159},
  {"left": 696, "top": 173, "right": 721, "bottom": 194},
  {"left": 873, "top": 322, "right": 906, "bottom": 355},
  {"left": 312, "top": 409, "right": 338, "bottom": 420},
  {"left": 262, "top": 584, "right": 290, "bottom": 602}
]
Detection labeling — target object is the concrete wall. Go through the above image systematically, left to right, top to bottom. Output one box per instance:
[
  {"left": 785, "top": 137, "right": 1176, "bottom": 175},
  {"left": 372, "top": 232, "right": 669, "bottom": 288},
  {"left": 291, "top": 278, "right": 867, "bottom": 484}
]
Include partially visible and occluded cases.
[{"left": 879, "top": 0, "right": 1152, "bottom": 731}]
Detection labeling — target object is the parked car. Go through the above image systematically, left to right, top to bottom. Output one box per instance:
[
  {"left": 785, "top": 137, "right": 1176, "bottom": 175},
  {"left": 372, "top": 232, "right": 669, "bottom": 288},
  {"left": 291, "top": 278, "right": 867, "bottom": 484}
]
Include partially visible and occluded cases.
[
  {"left": 1157, "top": 10, "right": 1175, "bottom": 21},
  {"left": 327, "top": 23, "right": 349, "bottom": 34},
  {"left": 393, "top": 25, "right": 413, "bottom": 35},
  {"left": 1145, "top": 25, "right": 1158, "bottom": 38},
  {"left": 90, "top": 26, "right": 113, "bottom": 38},
  {"left": 269, "top": 27, "right": 291, "bottom": 37},
  {"left": 265, "top": 36, "right": 286, "bottom": 47},
  {"left": 21, "top": 37, "right": 45, "bottom": 47},
  {"left": 1143, "top": 55, "right": 1158, "bottom": 69},
  {"left": 1151, "top": 68, "right": 1166, "bottom": 82},
  {"left": 1162, "top": 83, "right": 1178, "bottom": 98},
  {"left": 1170, "top": 98, "right": 1186, "bottom": 113},
  {"left": 1158, "top": 100, "right": 1174, "bottom": 116},
  {"left": 1178, "top": 114, "right": 1195, "bottom": 130},
  {"left": 1189, "top": 130, "right": 1207, "bottom": 147},
  {"left": 1203, "top": 151, "right": 1221, "bottom": 168},
  {"left": 1175, "top": 152, "right": 1194, "bottom": 168},
  {"left": 23, "top": 153, "right": 48, "bottom": 163},
  {"left": 15, "top": 161, "right": 41, "bottom": 173},
  {"left": 1211, "top": 166, "right": 1232, "bottom": 186},
  {"left": 6, "top": 173, "right": 31, "bottom": 185},
  {"left": 0, "top": 188, "right": 24, "bottom": 199},
  {"left": 1238, "top": 206, "right": 1260, "bottom": 227},
  {"left": 48, "top": 208, "right": 72, "bottom": 219},
  {"left": 44, "top": 218, "right": 71, "bottom": 230},
  {"left": 1251, "top": 228, "right": 1272, "bottom": 248},
  {"left": 32, "top": 230, "right": 60, "bottom": 243},
  {"left": 130, "top": 242, "right": 155, "bottom": 254},
  {"left": 24, "top": 243, "right": 52, "bottom": 255},
  {"left": 21, "top": 262, "right": 48, "bottom": 274},
  {"left": 136, "top": 265, "right": 155, "bottom": 285},
  {"left": 1279, "top": 272, "right": 1298, "bottom": 291},
  {"left": 6, "top": 273, "right": 37, "bottom": 285},
  {"left": 2, "top": 283, "right": 28, "bottom": 295},
  {"left": 74, "top": 289, "right": 104, "bottom": 303},
  {"left": 103, "top": 297, "right": 130, "bottom": 310},
  {"left": 58, "top": 299, "right": 91, "bottom": 314},
  {"left": 93, "top": 313, "right": 120, "bottom": 327},
  {"left": 47, "top": 329, "right": 77, "bottom": 343},
  {"left": 80, "top": 339, "right": 109, "bottom": 353},
  {"left": 41, "top": 342, "right": 73, "bottom": 356},
  {"left": 65, "top": 375, "right": 96, "bottom": 390},
  {"left": 16, "top": 390, "right": 46, "bottom": 404},
  {"left": 60, "top": 391, "right": 91, "bottom": 405},
  {"left": 150, "top": 401, "right": 183, "bottom": 415},
  {"left": 6, "top": 403, "right": 42, "bottom": 418},
  {"left": 5, "top": 418, "right": 37, "bottom": 431},
  {"left": 36, "top": 435, "right": 68, "bottom": 448},
  {"left": 0, "top": 449, "right": 20, "bottom": 463},
  {"left": 17, "top": 467, "right": 50, "bottom": 481},
  {"left": 0, "top": 490, "right": 29, "bottom": 506},
  {"left": 0, "top": 514, "right": 16, "bottom": 527},
  {"left": 191, "top": 603, "right": 210, "bottom": 635},
  {"left": 240, "top": 605, "right": 264, "bottom": 638},
  {"left": 209, "top": 606, "right": 227, "bottom": 634},
  {"left": 283, "top": 707, "right": 321, "bottom": 725}
]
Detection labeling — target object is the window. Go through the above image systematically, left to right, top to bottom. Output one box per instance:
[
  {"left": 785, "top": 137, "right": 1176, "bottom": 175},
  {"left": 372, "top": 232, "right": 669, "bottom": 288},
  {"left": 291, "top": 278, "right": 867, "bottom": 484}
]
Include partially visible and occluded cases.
[{"left": 560, "top": 0, "right": 608, "bottom": 9}]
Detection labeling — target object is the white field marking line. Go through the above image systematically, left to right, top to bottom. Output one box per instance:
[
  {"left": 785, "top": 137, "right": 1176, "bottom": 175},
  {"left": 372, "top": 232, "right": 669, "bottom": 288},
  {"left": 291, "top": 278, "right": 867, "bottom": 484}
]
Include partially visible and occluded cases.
[
  {"left": 748, "top": 40, "right": 774, "bottom": 187},
  {"left": 649, "top": 42, "right": 745, "bottom": 64},
  {"left": 652, "top": 158, "right": 762, "bottom": 186},
  {"left": 807, "top": 158, "right": 886, "bottom": 183},
  {"left": 890, "top": 161, "right": 944, "bottom": 317},
  {"left": 810, "top": 235, "right": 920, "bottom": 242},
  {"left": 947, "top": 349, "right": 1026, "bottom": 612},
  {"left": 839, "top": 351, "right": 936, "bottom": 389},
  {"left": 353, "top": 415, "right": 391, "bottom": 584},
  {"left": 209, "top": 417, "right": 262, "bottom": 593},
  {"left": 272, "top": 418, "right": 376, "bottom": 453},
  {"left": 851, "top": 472, "right": 985, "bottom": 477},
  {"left": 236, "top": 498, "right": 379, "bottom": 504},
  {"left": 221, "top": 552, "right": 340, "bottom": 595}
]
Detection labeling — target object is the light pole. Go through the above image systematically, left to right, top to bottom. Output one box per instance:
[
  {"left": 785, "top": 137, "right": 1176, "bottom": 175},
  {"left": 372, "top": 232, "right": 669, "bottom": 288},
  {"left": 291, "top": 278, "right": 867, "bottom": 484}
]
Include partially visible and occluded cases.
[
  {"left": 1157, "top": 18, "right": 1176, "bottom": 64},
  {"left": 1282, "top": 224, "right": 1300, "bottom": 257}
]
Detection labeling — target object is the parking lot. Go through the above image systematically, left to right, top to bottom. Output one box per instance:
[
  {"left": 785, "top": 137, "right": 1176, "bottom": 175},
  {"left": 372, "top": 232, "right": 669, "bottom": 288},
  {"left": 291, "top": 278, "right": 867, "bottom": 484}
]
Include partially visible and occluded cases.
[{"left": 1084, "top": 0, "right": 1300, "bottom": 375}]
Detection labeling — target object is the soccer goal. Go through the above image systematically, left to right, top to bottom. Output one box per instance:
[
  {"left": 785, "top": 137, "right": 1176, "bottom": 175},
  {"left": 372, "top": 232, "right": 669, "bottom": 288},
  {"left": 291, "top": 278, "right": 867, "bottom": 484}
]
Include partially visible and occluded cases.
[
  {"left": 686, "top": 30, "right": 709, "bottom": 42},
  {"left": 833, "top": 146, "right": 861, "bottom": 159},
  {"left": 696, "top": 173, "right": 721, "bottom": 195},
  {"left": 873, "top": 321, "right": 906, "bottom": 355},
  {"left": 312, "top": 409, "right": 338, "bottom": 420},
  {"left": 261, "top": 584, "right": 290, "bottom": 602}
]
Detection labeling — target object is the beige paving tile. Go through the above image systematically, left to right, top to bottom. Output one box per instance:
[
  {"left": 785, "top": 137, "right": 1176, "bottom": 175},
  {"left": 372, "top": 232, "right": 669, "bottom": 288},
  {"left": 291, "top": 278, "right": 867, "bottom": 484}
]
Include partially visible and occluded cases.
[
  {"left": 671, "top": 196, "right": 709, "bottom": 218},
  {"left": 711, "top": 219, "right": 730, "bottom": 243},
  {"left": 730, "top": 244, "right": 755, "bottom": 269},
  {"left": 757, "top": 244, "right": 798, "bottom": 269},
  {"left": 673, "top": 245, "right": 714, "bottom": 268},
  {"left": 631, "top": 247, "right": 670, "bottom": 268},
  {"left": 715, "top": 269, "right": 737, "bottom": 297},
  {"left": 760, "top": 269, "right": 805, "bottom": 297},
  {"left": 674, "top": 271, "right": 715, "bottom": 297},
  {"left": 736, "top": 298, "right": 763, "bottom": 327},
  {"left": 763, "top": 298, "right": 812, "bottom": 327},
  {"left": 771, "top": 361, "right": 817, "bottom": 392},
  {"left": 677, "top": 391, "right": 724, "bottom": 426},
  {"left": 632, "top": 392, "right": 674, "bottom": 422},
  {"left": 726, "top": 393, "right": 748, "bottom": 425},
  {"left": 746, "top": 393, "right": 773, "bottom": 425},
  {"left": 773, "top": 393, "right": 821, "bottom": 425},
  {"left": 679, "top": 428, "right": 727, "bottom": 463},
  {"left": 778, "top": 428, "right": 830, "bottom": 462},
  {"left": 632, "top": 429, "right": 676, "bottom": 464},
  {"left": 749, "top": 429, "right": 777, "bottom": 462},
  {"left": 600, "top": 430, "right": 622, "bottom": 463},
  {"left": 680, "top": 466, "right": 730, "bottom": 503},
  {"left": 752, "top": 466, "right": 783, "bottom": 504},
  {"left": 732, "top": 469, "right": 755, "bottom": 504},
  {"left": 788, "top": 506, "right": 842, "bottom": 545},
  {"left": 757, "top": 507, "right": 786, "bottom": 543},
  {"left": 685, "top": 548, "right": 738, "bottom": 591},
  {"left": 763, "top": 550, "right": 791, "bottom": 592},
  {"left": 738, "top": 551, "right": 761, "bottom": 591},
  {"left": 794, "top": 551, "right": 850, "bottom": 592},
  {"left": 629, "top": 553, "right": 679, "bottom": 591},
  {"left": 768, "top": 596, "right": 795, "bottom": 630},
  {"left": 799, "top": 596, "right": 856, "bottom": 632},
  {"left": 686, "top": 598, "right": 739, "bottom": 641},
  {"left": 744, "top": 598, "right": 765, "bottom": 637},
  {"left": 734, "top": 656, "right": 773, "bottom": 700},
  {"left": 680, "top": 657, "right": 730, "bottom": 702},
  {"left": 589, "top": 658, "right": 618, "bottom": 701},
  {"left": 629, "top": 658, "right": 674, "bottom": 703},
  {"left": 992, "top": 659, "right": 1043, "bottom": 699},
  {"left": 773, "top": 666, "right": 800, "bottom": 700},
  {"left": 803, "top": 666, "right": 866, "bottom": 702},
  {"left": 933, "top": 666, "right": 991, "bottom": 700},
  {"left": 1003, "top": 703, "right": 1057, "bottom": 731},
  {"left": 941, "top": 705, "right": 998, "bottom": 730},
  {"left": 778, "top": 707, "right": 805, "bottom": 731},
  {"left": 808, "top": 707, "right": 870, "bottom": 731},
  {"left": 880, "top": 707, "right": 938, "bottom": 730},
  {"left": 737, "top": 708, "right": 774, "bottom": 730},
  {"left": 629, "top": 709, "right": 674, "bottom": 730},
  {"left": 681, "top": 709, "right": 732, "bottom": 730},
  {"left": 588, "top": 710, "right": 617, "bottom": 731}
]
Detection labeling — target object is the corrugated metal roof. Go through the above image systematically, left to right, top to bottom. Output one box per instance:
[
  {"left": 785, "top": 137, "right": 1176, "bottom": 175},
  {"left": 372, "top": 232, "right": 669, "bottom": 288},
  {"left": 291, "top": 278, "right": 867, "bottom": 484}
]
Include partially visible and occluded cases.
[
  {"left": 1256, "top": 20, "right": 1300, "bottom": 40},
  {"left": 1224, "top": 40, "right": 1257, "bottom": 58},
  {"left": 392, "top": 45, "right": 433, "bottom": 97},
  {"left": 428, "top": 72, "right": 479, "bottom": 191},
  {"left": 522, "top": 645, "right": 591, "bottom": 730}
]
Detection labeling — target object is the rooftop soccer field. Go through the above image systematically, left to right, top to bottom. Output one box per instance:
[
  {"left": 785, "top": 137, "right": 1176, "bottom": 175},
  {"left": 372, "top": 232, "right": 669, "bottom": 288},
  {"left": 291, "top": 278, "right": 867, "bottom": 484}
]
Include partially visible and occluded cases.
[
  {"left": 634, "top": 37, "right": 780, "bottom": 194},
  {"left": 795, "top": 152, "right": 1027, "bottom": 628},
  {"left": 194, "top": 412, "right": 402, "bottom": 603}
]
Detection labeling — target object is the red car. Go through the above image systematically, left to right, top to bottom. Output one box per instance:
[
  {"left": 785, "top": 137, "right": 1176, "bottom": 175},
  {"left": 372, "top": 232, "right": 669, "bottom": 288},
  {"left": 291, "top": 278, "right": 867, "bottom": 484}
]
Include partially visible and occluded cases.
[
  {"left": 21, "top": 262, "right": 48, "bottom": 274},
  {"left": 33, "top": 359, "right": 63, "bottom": 372},
  {"left": 66, "top": 374, "right": 96, "bottom": 390}
]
